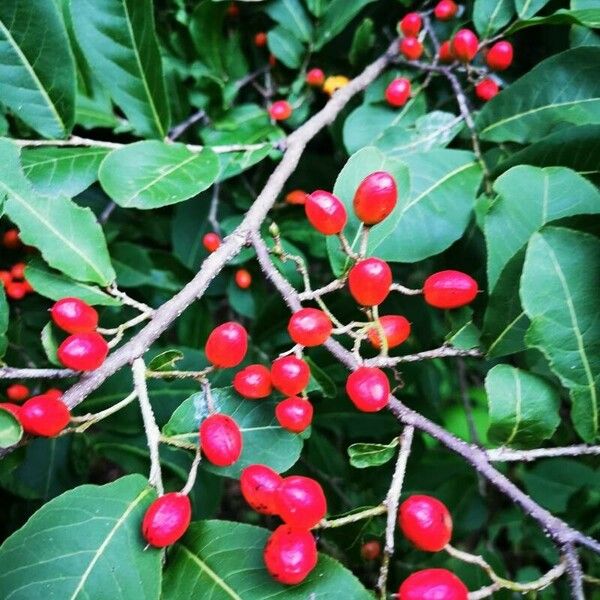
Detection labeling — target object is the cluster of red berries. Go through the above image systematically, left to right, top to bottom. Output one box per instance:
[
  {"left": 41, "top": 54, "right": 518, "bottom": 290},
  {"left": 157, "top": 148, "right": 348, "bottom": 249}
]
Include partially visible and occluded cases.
[
  {"left": 1, "top": 229, "right": 34, "bottom": 300},
  {"left": 201, "top": 233, "right": 252, "bottom": 289}
]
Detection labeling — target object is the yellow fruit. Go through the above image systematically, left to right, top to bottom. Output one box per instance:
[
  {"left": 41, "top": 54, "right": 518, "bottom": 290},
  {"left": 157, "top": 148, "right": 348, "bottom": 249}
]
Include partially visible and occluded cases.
[{"left": 322, "top": 75, "right": 350, "bottom": 96}]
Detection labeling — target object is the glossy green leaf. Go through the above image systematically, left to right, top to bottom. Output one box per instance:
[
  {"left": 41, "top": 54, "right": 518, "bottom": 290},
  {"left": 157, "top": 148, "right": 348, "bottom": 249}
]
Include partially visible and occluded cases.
[
  {"left": 0, "top": 0, "right": 75, "bottom": 138},
  {"left": 71, "top": 0, "right": 170, "bottom": 138},
  {"left": 266, "top": 0, "right": 314, "bottom": 42},
  {"left": 315, "top": 0, "right": 377, "bottom": 49},
  {"left": 473, "top": 0, "right": 515, "bottom": 37},
  {"left": 514, "top": 0, "right": 551, "bottom": 19},
  {"left": 189, "top": 1, "right": 228, "bottom": 81},
  {"left": 506, "top": 8, "right": 600, "bottom": 33},
  {"left": 349, "top": 18, "right": 375, "bottom": 66},
  {"left": 267, "top": 26, "right": 305, "bottom": 69},
  {"left": 476, "top": 48, "right": 600, "bottom": 143},
  {"left": 0, "top": 140, "right": 115, "bottom": 285},
  {"left": 99, "top": 141, "right": 219, "bottom": 209},
  {"left": 22, "top": 147, "right": 109, "bottom": 197},
  {"left": 521, "top": 227, "right": 600, "bottom": 442},
  {"left": 41, "top": 322, "right": 61, "bottom": 366},
  {"left": 148, "top": 350, "right": 185, "bottom": 372},
  {"left": 485, "top": 365, "right": 560, "bottom": 448},
  {"left": 163, "top": 387, "right": 303, "bottom": 478},
  {"left": 0, "top": 408, "right": 22, "bottom": 449},
  {"left": 348, "top": 438, "right": 398, "bottom": 468},
  {"left": 0, "top": 475, "right": 161, "bottom": 599},
  {"left": 163, "top": 520, "right": 372, "bottom": 599}
]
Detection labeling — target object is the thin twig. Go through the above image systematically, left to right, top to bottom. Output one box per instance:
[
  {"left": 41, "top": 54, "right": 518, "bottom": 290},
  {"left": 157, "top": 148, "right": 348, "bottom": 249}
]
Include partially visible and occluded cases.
[
  {"left": 168, "top": 110, "right": 207, "bottom": 141},
  {"left": 208, "top": 182, "right": 221, "bottom": 233},
  {"left": 389, "top": 282, "right": 422, "bottom": 296},
  {"left": 363, "top": 346, "right": 483, "bottom": 367},
  {"left": 0, "top": 367, "right": 76, "bottom": 379},
  {"left": 69, "top": 391, "right": 137, "bottom": 432},
  {"left": 487, "top": 445, "right": 600, "bottom": 462},
  {"left": 181, "top": 448, "right": 202, "bottom": 496},
  {"left": 317, "top": 505, "right": 387, "bottom": 529},
  {"left": 563, "top": 543, "right": 585, "bottom": 600}
]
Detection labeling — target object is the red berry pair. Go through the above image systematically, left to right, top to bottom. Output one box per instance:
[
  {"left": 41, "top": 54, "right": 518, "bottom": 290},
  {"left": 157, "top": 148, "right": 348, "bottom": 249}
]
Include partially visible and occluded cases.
[{"left": 1, "top": 262, "right": 34, "bottom": 300}]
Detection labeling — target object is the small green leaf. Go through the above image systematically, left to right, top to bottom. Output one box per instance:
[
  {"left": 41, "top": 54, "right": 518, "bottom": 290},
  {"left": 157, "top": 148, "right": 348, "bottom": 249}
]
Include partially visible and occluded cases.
[
  {"left": 266, "top": 0, "right": 314, "bottom": 42},
  {"left": 315, "top": 0, "right": 377, "bottom": 50},
  {"left": 473, "top": 0, "right": 515, "bottom": 37},
  {"left": 514, "top": 0, "right": 551, "bottom": 19},
  {"left": 506, "top": 8, "right": 600, "bottom": 33},
  {"left": 349, "top": 18, "right": 375, "bottom": 66},
  {"left": 267, "top": 26, "right": 305, "bottom": 69},
  {"left": 41, "top": 322, "right": 61, "bottom": 367},
  {"left": 148, "top": 350, "right": 184, "bottom": 372},
  {"left": 0, "top": 409, "right": 22, "bottom": 449},
  {"left": 348, "top": 438, "right": 399, "bottom": 468}
]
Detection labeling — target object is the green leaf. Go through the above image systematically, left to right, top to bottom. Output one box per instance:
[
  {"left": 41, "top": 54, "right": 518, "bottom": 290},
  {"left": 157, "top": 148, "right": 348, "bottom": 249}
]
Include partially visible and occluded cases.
[
  {"left": 0, "top": 0, "right": 75, "bottom": 138},
  {"left": 71, "top": 0, "right": 170, "bottom": 138},
  {"left": 266, "top": 0, "right": 314, "bottom": 42},
  {"left": 315, "top": 0, "right": 377, "bottom": 50},
  {"left": 473, "top": 0, "right": 515, "bottom": 37},
  {"left": 514, "top": 0, "right": 551, "bottom": 19},
  {"left": 189, "top": 1, "right": 228, "bottom": 81},
  {"left": 506, "top": 8, "right": 600, "bottom": 33},
  {"left": 349, "top": 18, "right": 375, "bottom": 66},
  {"left": 267, "top": 26, "right": 305, "bottom": 69},
  {"left": 476, "top": 48, "right": 600, "bottom": 143},
  {"left": 0, "top": 139, "right": 115, "bottom": 285},
  {"left": 99, "top": 141, "right": 219, "bottom": 209},
  {"left": 22, "top": 147, "right": 109, "bottom": 197},
  {"left": 521, "top": 227, "right": 600, "bottom": 442},
  {"left": 0, "top": 286, "right": 7, "bottom": 359},
  {"left": 41, "top": 322, "right": 61, "bottom": 366},
  {"left": 148, "top": 350, "right": 184, "bottom": 372},
  {"left": 305, "top": 357, "right": 337, "bottom": 398},
  {"left": 485, "top": 365, "right": 560, "bottom": 448},
  {"left": 163, "top": 387, "right": 303, "bottom": 478},
  {"left": 0, "top": 408, "right": 22, "bottom": 449},
  {"left": 348, "top": 438, "right": 398, "bottom": 468},
  {"left": 0, "top": 475, "right": 161, "bottom": 599},
  {"left": 163, "top": 520, "right": 372, "bottom": 599}
]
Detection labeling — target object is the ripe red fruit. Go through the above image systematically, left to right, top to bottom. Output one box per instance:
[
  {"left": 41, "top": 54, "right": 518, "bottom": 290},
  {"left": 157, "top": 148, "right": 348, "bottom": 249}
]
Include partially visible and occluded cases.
[
  {"left": 434, "top": 0, "right": 458, "bottom": 20},
  {"left": 226, "top": 2, "right": 239, "bottom": 18},
  {"left": 400, "top": 12, "right": 422, "bottom": 37},
  {"left": 452, "top": 29, "right": 479, "bottom": 62},
  {"left": 254, "top": 32, "right": 267, "bottom": 47},
  {"left": 400, "top": 37, "right": 423, "bottom": 61},
  {"left": 439, "top": 40, "right": 454, "bottom": 63},
  {"left": 486, "top": 40, "right": 513, "bottom": 71},
  {"left": 268, "top": 54, "right": 277, "bottom": 67},
  {"left": 306, "top": 68, "right": 325, "bottom": 87},
  {"left": 385, "top": 78, "right": 411, "bottom": 107},
  {"left": 475, "top": 78, "right": 499, "bottom": 101},
  {"left": 269, "top": 100, "right": 292, "bottom": 121},
  {"left": 353, "top": 171, "right": 398, "bottom": 225},
  {"left": 285, "top": 189, "right": 308, "bottom": 205},
  {"left": 305, "top": 190, "right": 347, "bottom": 235},
  {"left": 2, "top": 229, "right": 20, "bottom": 249},
  {"left": 203, "top": 232, "right": 221, "bottom": 253},
  {"left": 348, "top": 258, "right": 392, "bottom": 306},
  {"left": 11, "top": 263, "right": 26, "bottom": 280},
  {"left": 235, "top": 268, "right": 252, "bottom": 289},
  {"left": 423, "top": 270, "right": 478, "bottom": 309},
  {"left": 0, "top": 271, "right": 11, "bottom": 287},
  {"left": 5, "top": 282, "right": 28, "bottom": 300},
  {"left": 51, "top": 297, "right": 99, "bottom": 334},
  {"left": 287, "top": 308, "right": 332, "bottom": 347},
  {"left": 367, "top": 315, "right": 411, "bottom": 349},
  {"left": 205, "top": 322, "right": 248, "bottom": 368},
  {"left": 57, "top": 332, "right": 108, "bottom": 371},
  {"left": 271, "top": 356, "right": 310, "bottom": 396},
  {"left": 233, "top": 364, "right": 272, "bottom": 399},
  {"left": 346, "top": 367, "right": 390, "bottom": 412},
  {"left": 6, "top": 383, "right": 29, "bottom": 403},
  {"left": 45, "top": 388, "right": 63, "bottom": 400},
  {"left": 20, "top": 394, "right": 70, "bottom": 437},
  {"left": 276, "top": 397, "right": 313, "bottom": 433},
  {"left": 0, "top": 403, "right": 21, "bottom": 418},
  {"left": 199, "top": 414, "right": 243, "bottom": 467},
  {"left": 240, "top": 464, "right": 282, "bottom": 514},
  {"left": 276, "top": 475, "right": 327, "bottom": 528},
  {"left": 142, "top": 492, "right": 192, "bottom": 548},
  {"left": 399, "top": 495, "right": 453, "bottom": 551},
  {"left": 264, "top": 525, "right": 318, "bottom": 585},
  {"left": 361, "top": 540, "right": 381, "bottom": 561},
  {"left": 399, "top": 569, "right": 468, "bottom": 600}
]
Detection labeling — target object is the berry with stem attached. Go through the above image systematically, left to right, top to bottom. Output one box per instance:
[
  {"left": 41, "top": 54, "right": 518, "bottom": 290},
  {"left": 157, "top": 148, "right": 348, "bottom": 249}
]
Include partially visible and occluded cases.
[
  {"left": 434, "top": 0, "right": 458, "bottom": 21},
  {"left": 400, "top": 13, "right": 422, "bottom": 37},
  {"left": 452, "top": 29, "right": 479, "bottom": 62},
  {"left": 400, "top": 37, "right": 423, "bottom": 61},
  {"left": 486, "top": 41, "right": 513, "bottom": 71},
  {"left": 385, "top": 78, "right": 411, "bottom": 107},
  {"left": 475, "top": 78, "right": 499, "bottom": 101},
  {"left": 269, "top": 100, "right": 292, "bottom": 121},
  {"left": 353, "top": 171, "right": 398, "bottom": 225},
  {"left": 305, "top": 190, "right": 347, "bottom": 235},
  {"left": 348, "top": 258, "right": 392, "bottom": 306},
  {"left": 423, "top": 270, "right": 478, "bottom": 309},
  {"left": 51, "top": 297, "right": 99, "bottom": 334},
  {"left": 287, "top": 308, "right": 332, "bottom": 347},
  {"left": 367, "top": 315, "right": 411, "bottom": 349},
  {"left": 205, "top": 322, "right": 248, "bottom": 368},
  {"left": 57, "top": 332, "right": 109, "bottom": 371},
  {"left": 271, "top": 356, "right": 310, "bottom": 396},
  {"left": 234, "top": 364, "right": 272, "bottom": 399},
  {"left": 346, "top": 367, "right": 390, "bottom": 412},
  {"left": 19, "top": 394, "right": 70, "bottom": 437},
  {"left": 276, "top": 396, "right": 313, "bottom": 433},
  {"left": 200, "top": 414, "right": 243, "bottom": 467},
  {"left": 240, "top": 464, "right": 282, "bottom": 515},
  {"left": 276, "top": 475, "right": 327, "bottom": 528},
  {"left": 142, "top": 493, "right": 192, "bottom": 548},
  {"left": 398, "top": 495, "right": 453, "bottom": 551},
  {"left": 264, "top": 525, "right": 318, "bottom": 585},
  {"left": 399, "top": 569, "right": 468, "bottom": 600}
]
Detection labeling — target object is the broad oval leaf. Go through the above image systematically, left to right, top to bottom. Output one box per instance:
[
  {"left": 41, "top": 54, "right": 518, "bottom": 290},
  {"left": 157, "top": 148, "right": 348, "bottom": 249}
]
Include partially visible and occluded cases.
[
  {"left": 0, "top": 0, "right": 75, "bottom": 138},
  {"left": 71, "top": 0, "right": 170, "bottom": 139},
  {"left": 266, "top": 0, "right": 314, "bottom": 42},
  {"left": 314, "top": 0, "right": 377, "bottom": 50},
  {"left": 473, "top": 0, "right": 515, "bottom": 37},
  {"left": 514, "top": 0, "right": 551, "bottom": 19},
  {"left": 267, "top": 26, "right": 305, "bottom": 69},
  {"left": 476, "top": 47, "right": 600, "bottom": 143},
  {"left": 99, "top": 141, "right": 219, "bottom": 209},
  {"left": 521, "top": 227, "right": 600, "bottom": 442},
  {"left": 485, "top": 364, "right": 560, "bottom": 448},
  {"left": 162, "top": 387, "right": 303, "bottom": 478},
  {"left": 0, "top": 408, "right": 22, "bottom": 449},
  {"left": 348, "top": 438, "right": 398, "bottom": 468},
  {"left": 0, "top": 475, "right": 161, "bottom": 599},
  {"left": 163, "top": 520, "right": 372, "bottom": 599}
]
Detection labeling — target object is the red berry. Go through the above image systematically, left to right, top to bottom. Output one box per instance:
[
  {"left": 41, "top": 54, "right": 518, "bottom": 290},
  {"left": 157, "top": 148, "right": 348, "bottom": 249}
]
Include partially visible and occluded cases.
[
  {"left": 434, "top": 0, "right": 458, "bottom": 20},
  {"left": 226, "top": 2, "right": 239, "bottom": 18},
  {"left": 400, "top": 13, "right": 422, "bottom": 37},
  {"left": 452, "top": 29, "right": 479, "bottom": 62},
  {"left": 254, "top": 32, "right": 267, "bottom": 47},
  {"left": 400, "top": 37, "right": 423, "bottom": 61},
  {"left": 439, "top": 40, "right": 454, "bottom": 63},
  {"left": 486, "top": 41, "right": 513, "bottom": 71},
  {"left": 268, "top": 54, "right": 277, "bottom": 67},
  {"left": 306, "top": 68, "right": 325, "bottom": 87},
  {"left": 385, "top": 78, "right": 411, "bottom": 107},
  {"left": 475, "top": 78, "right": 499, "bottom": 101},
  {"left": 269, "top": 100, "right": 292, "bottom": 121},
  {"left": 353, "top": 171, "right": 398, "bottom": 225},
  {"left": 285, "top": 190, "right": 308, "bottom": 205},
  {"left": 305, "top": 190, "right": 347, "bottom": 235},
  {"left": 2, "top": 229, "right": 20, "bottom": 249},
  {"left": 203, "top": 232, "right": 221, "bottom": 253},
  {"left": 348, "top": 258, "right": 392, "bottom": 306},
  {"left": 10, "top": 263, "right": 26, "bottom": 280},
  {"left": 235, "top": 268, "right": 252, "bottom": 289},
  {"left": 423, "top": 270, "right": 478, "bottom": 309},
  {"left": 0, "top": 271, "right": 11, "bottom": 287},
  {"left": 5, "top": 282, "right": 27, "bottom": 300},
  {"left": 51, "top": 297, "right": 99, "bottom": 334},
  {"left": 287, "top": 308, "right": 332, "bottom": 347},
  {"left": 367, "top": 315, "right": 411, "bottom": 349},
  {"left": 205, "top": 322, "right": 248, "bottom": 368},
  {"left": 57, "top": 332, "right": 108, "bottom": 371},
  {"left": 271, "top": 356, "right": 310, "bottom": 396},
  {"left": 234, "top": 364, "right": 272, "bottom": 399},
  {"left": 346, "top": 367, "right": 390, "bottom": 412},
  {"left": 6, "top": 383, "right": 29, "bottom": 403},
  {"left": 45, "top": 388, "right": 63, "bottom": 400},
  {"left": 20, "top": 394, "right": 70, "bottom": 437},
  {"left": 276, "top": 397, "right": 313, "bottom": 433},
  {"left": 0, "top": 403, "right": 21, "bottom": 418},
  {"left": 199, "top": 414, "right": 243, "bottom": 467},
  {"left": 240, "top": 464, "right": 282, "bottom": 514},
  {"left": 276, "top": 475, "right": 327, "bottom": 528},
  {"left": 142, "top": 492, "right": 192, "bottom": 548},
  {"left": 399, "top": 495, "right": 453, "bottom": 551},
  {"left": 264, "top": 525, "right": 317, "bottom": 585},
  {"left": 361, "top": 540, "right": 381, "bottom": 561},
  {"left": 399, "top": 569, "right": 468, "bottom": 600}
]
